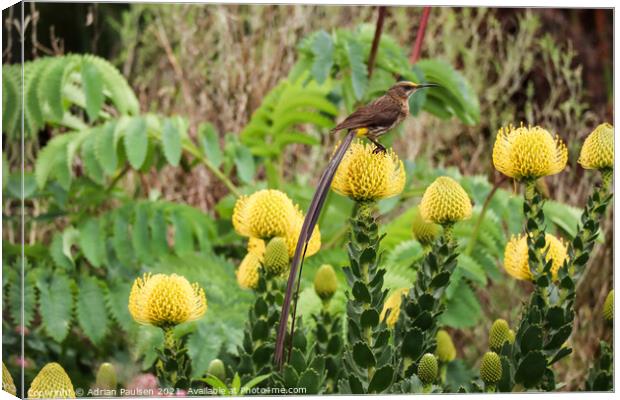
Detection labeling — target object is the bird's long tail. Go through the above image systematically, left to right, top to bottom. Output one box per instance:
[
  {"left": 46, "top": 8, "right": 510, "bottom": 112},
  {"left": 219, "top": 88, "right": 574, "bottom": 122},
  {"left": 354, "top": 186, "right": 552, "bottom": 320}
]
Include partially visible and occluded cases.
[{"left": 274, "top": 129, "right": 357, "bottom": 369}]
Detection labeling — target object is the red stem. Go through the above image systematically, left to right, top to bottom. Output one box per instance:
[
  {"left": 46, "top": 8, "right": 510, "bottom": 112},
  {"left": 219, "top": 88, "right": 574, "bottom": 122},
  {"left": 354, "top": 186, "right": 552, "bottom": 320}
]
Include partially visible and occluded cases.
[
  {"left": 367, "top": 6, "right": 387, "bottom": 79},
  {"left": 409, "top": 7, "right": 431, "bottom": 64}
]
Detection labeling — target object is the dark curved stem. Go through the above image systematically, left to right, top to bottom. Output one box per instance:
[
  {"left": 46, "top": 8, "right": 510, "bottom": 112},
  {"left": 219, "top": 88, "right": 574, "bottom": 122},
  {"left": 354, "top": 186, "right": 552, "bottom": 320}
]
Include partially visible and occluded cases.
[
  {"left": 367, "top": 6, "right": 387, "bottom": 78},
  {"left": 409, "top": 7, "right": 431, "bottom": 64}
]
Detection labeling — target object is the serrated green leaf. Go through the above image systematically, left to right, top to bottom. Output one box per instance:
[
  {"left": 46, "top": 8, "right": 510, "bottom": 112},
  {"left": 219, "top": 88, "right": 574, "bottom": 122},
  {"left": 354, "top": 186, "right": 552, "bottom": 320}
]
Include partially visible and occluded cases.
[
  {"left": 310, "top": 31, "right": 334, "bottom": 84},
  {"left": 345, "top": 38, "right": 368, "bottom": 100},
  {"left": 85, "top": 55, "right": 139, "bottom": 115},
  {"left": 39, "top": 57, "right": 74, "bottom": 121},
  {"left": 24, "top": 59, "right": 48, "bottom": 136},
  {"left": 81, "top": 59, "right": 104, "bottom": 121},
  {"left": 416, "top": 59, "right": 479, "bottom": 125},
  {"left": 2, "top": 66, "right": 20, "bottom": 136},
  {"left": 123, "top": 117, "right": 148, "bottom": 169},
  {"left": 162, "top": 118, "right": 182, "bottom": 166},
  {"left": 96, "top": 121, "right": 118, "bottom": 175},
  {"left": 198, "top": 122, "right": 223, "bottom": 168},
  {"left": 80, "top": 132, "right": 105, "bottom": 184},
  {"left": 35, "top": 133, "right": 75, "bottom": 188},
  {"left": 234, "top": 145, "right": 255, "bottom": 184},
  {"left": 132, "top": 203, "right": 153, "bottom": 265},
  {"left": 150, "top": 208, "right": 169, "bottom": 257},
  {"left": 113, "top": 209, "right": 134, "bottom": 266},
  {"left": 172, "top": 210, "right": 194, "bottom": 254},
  {"left": 79, "top": 218, "right": 104, "bottom": 267},
  {"left": 62, "top": 227, "right": 80, "bottom": 266},
  {"left": 50, "top": 233, "right": 73, "bottom": 270},
  {"left": 456, "top": 254, "right": 487, "bottom": 285},
  {"left": 8, "top": 266, "right": 37, "bottom": 328},
  {"left": 39, "top": 273, "right": 73, "bottom": 342},
  {"left": 76, "top": 276, "right": 109, "bottom": 344},
  {"left": 105, "top": 280, "right": 134, "bottom": 333},
  {"left": 440, "top": 280, "right": 481, "bottom": 328},
  {"left": 352, "top": 341, "right": 375, "bottom": 368},
  {"left": 514, "top": 351, "right": 546, "bottom": 388},
  {"left": 367, "top": 364, "right": 394, "bottom": 393},
  {"left": 298, "top": 368, "right": 321, "bottom": 394}
]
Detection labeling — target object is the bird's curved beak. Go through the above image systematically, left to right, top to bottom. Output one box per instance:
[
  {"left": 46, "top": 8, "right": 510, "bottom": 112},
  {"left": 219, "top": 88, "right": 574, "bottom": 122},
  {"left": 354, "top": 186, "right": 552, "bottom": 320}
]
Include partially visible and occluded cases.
[{"left": 416, "top": 83, "right": 439, "bottom": 89}]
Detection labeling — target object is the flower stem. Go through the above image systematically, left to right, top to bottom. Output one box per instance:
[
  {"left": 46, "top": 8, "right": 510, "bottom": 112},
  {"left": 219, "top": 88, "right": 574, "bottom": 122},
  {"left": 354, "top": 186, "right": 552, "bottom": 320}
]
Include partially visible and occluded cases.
[
  {"left": 181, "top": 140, "right": 241, "bottom": 197},
  {"left": 561, "top": 168, "right": 613, "bottom": 290},
  {"left": 523, "top": 179, "right": 547, "bottom": 280},
  {"left": 342, "top": 201, "right": 388, "bottom": 391},
  {"left": 156, "top": 327, "right": 191, "bottom": 390}
]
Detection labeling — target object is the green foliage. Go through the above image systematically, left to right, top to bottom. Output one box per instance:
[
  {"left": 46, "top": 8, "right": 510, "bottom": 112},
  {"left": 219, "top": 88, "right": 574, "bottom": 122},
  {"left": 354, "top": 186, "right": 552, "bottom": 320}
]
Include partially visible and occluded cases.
[
  {"left": 293, "top": 25, "right": 479, "bottom": 124},
  {"left": 1, "top": 54, "right": 139, "bottom": 139},
  {"left": 240, "top": 77, "right": 337, "bottom": 185},
  {"left": 34, "top": 114, "right": 189, "bottom": 190},
  {"left": 338, "top": 202, "right": 395, "bottom": 394},
  {"left": 394, "top": 233, "right": 459, "bottom": 379},
  {"left": 38, "top": 271, "right": 75, "bottom": 343},
  {"left": 233, "top": 272, "right": 282, "bottom": 384},
  {"left": 76, "top": 276, "right": 109, "bottom": 345},
  {"left": 312, "top": 307, "right": 343, "bottom": 393},
  {"left": 156, "top": 328, "right": 193, "bottom": 390},
  {"left": 585, "top": 341, "right": 613, "bottom": 391},
  {"left": 200, "top": 372, "right": 271, "bottom": 396}
]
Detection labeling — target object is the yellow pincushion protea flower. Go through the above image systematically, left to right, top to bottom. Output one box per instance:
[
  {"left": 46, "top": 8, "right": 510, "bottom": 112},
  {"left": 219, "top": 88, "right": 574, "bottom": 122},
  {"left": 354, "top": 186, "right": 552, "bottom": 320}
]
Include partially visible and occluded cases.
[
  {"left": 579, "top": 123, "right": 614, "bottom": 170},
  {"left": 493, "top": 124, "right": 567, "bottom": 180},
  {"left": 331, "top": 141, "right": 406, "bottom": 201},
  {"left": 419, "top": 177, "right": 472, "bottom": 225},
  {"left": 232, "top": 189, "right": 299, "bottom": 239},
  {"left": 284, "top": 214, "right": 321, "bottom": 258},
  {"left": 503, "top": 233, "right": 567, "bottom": 281},
  {"left": 247, "top": 237, "right": 266, "bottom": 257},
  {"left": 237, "top": 252, "right": 261, "bottom": 289},
  {"left": 128, "top": 273, "right": 207, "bottom": 327},
  {"left": 380, "top": 288, "right": 409, "bottom": 328},
  {"left": 2, "top": 362, "right": 16, "bottom": 396},
  {"left": 28, "top": 363, "right": 75, "bottom": 399}
]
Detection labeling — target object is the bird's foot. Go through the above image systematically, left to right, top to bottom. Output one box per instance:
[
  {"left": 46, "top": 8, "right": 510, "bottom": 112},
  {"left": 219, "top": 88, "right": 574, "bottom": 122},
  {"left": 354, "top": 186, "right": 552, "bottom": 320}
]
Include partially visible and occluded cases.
[{"left": 372, "top": 144, "right": 387, "bottom": 154}]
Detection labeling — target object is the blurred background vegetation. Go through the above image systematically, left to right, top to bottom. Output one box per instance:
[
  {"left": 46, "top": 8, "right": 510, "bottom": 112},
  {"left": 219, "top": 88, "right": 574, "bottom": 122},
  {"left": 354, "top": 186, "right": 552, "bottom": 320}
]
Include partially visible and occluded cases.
[{"left": 2, "top": 3, "right": 612, "bottom": 393}]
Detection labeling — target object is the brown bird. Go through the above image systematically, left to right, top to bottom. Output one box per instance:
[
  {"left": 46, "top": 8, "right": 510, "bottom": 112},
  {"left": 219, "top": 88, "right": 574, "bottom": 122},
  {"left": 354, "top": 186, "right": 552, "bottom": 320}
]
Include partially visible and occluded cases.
[{"left": 274, "top": 81, "right": 438, "bottom": 368}]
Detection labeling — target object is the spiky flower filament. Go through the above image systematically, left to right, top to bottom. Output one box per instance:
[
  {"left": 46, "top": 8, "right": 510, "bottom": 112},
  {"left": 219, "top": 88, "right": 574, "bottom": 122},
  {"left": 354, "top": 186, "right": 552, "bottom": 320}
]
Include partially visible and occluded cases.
[
  {"left": 492, "top": 124, "right": 567, "bottom": 180},
  {"left": 332, "top": 141, "right": 405, "bottom": 201},
  {"left": 128, "top": 273, "right": 207, "bottom": 327}
]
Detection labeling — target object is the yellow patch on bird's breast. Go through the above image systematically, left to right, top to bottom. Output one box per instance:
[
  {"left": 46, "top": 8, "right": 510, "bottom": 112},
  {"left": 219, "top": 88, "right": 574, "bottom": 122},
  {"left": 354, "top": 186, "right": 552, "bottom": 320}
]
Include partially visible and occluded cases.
[{"left": 356, "top": 127, "right": 369, "bottom": 137}]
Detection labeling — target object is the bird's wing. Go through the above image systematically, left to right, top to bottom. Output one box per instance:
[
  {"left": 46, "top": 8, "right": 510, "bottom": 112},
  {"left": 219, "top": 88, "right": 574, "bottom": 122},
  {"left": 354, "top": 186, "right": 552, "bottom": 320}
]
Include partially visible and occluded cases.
[{"left": 332, "top": 96, "right": 402, "bottom": 132}]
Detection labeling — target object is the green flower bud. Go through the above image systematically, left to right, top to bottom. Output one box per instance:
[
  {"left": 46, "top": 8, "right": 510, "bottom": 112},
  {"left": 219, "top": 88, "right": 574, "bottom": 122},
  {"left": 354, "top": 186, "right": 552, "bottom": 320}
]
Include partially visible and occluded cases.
[
  {"left": 412, "top": 207, "right": 439, "bottom": 246},
  {"left": 263, "top": 237, "right": 289, "bottom": 276},
  {"left": 314, "top": 264, "right": 338, "bottom": 302},
  {"left": 604, "top": 290, "right": 613, "bottom": 322},
  {"left": 489, "top": 319, "right": 511, "bottom": 351},
  {"left": 435, "top": 329, "right": 456, "bottom": 362},
  {"left": 507, "top": 329, "right": 515, "bottom": 344},
  {"left": 480, "top": 351, "right": 502, "bottom": 385},
  {"left": 417, "top": 353, "right": 438, "bottom": 385},
  {"left": 208, "top": 359, "right": 226, "bottom": 382},
  {"left": 95, "top": 362, "right": 117, "bottom": 390}
]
